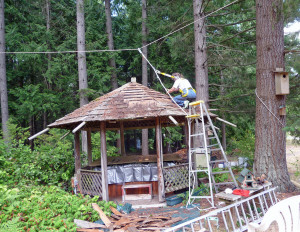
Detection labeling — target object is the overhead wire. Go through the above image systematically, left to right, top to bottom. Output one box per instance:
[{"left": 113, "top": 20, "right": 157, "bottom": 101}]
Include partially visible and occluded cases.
[{"left": 0, "top": 48, "right": 137, "bottom": 54}]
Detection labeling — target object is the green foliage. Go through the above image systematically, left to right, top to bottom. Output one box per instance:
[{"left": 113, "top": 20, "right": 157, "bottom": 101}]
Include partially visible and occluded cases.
[
  {"left": 0, "top": 122, "right": 74, "bottom": 187},
  {"left": 229, "top": 130, "right": 255, "bottom": 167},
  {"left": 177, "top": 183, "right": 210, "bottom": 205},
  {"left": 0, "top": 184, "right": 116, "bottom": 231}
]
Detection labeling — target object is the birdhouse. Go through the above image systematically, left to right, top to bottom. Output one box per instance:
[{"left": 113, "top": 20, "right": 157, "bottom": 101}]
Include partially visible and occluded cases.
[
  {"left": 274, "top": 68, "right": 289, "bottom": 95},
  {"left": 279, "top": 105, "right": 286, "bottom": 116},
  {"left": 237, "top": 168, "right": 258, "bottom": 189}
]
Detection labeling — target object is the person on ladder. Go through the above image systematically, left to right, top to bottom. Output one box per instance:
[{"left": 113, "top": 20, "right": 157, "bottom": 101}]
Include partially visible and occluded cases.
[{"left": 167, "top": 73, "right": 196, "bottom": 108}]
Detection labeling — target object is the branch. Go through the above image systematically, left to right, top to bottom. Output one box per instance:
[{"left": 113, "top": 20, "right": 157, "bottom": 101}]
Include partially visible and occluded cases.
[
  {"left": 207, "top": 18, "right": 255, "bottom": 28},
  {"left": 207, "top": 26, "right": 255, "bottom": 48},
  {"left": 284, "top": 50, "right": 300, "bottom": 54},
  {"left": 208, "top": 61, "right": 256, "bottom": 67},
  {"left": 209, "top": 83, "right": 232, "bottom": 87},
  {"left": 209, "top": 93, "right": 254, "bottom": 102}
]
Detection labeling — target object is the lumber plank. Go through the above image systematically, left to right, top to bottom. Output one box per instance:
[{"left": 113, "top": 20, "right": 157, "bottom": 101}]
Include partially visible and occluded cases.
[
  {"left": 91, "top": 203, "right": 112, "bottom": 228},
  {"left": 109, "top": 206, "right": 123, "bottom": 216},
  {"left": 160, "top": 217, "right": 183, "bottom": 227},
  {"left": 74, "top": 219, "right": 107, "bottom": 229},
  {"left": 125, "top": 226, "right": 139, "bottom": 232},
  {"left": 76, "top": 229, "right": 103, "bottom": 232}
]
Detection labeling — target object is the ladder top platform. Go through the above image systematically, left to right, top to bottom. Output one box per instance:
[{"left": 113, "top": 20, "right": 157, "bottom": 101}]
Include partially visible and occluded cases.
[{"left": 189, "top": 100, "right": 204, "bottom": 106}]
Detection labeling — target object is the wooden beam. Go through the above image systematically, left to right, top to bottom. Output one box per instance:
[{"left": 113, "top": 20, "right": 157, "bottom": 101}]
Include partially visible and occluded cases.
[
  {"left": 156, "top": 117, "right": 165, "bottom": 202},
  {"left": 216, "top": 117, "right": 237, "bottom": 127},
  {"left": 184, "top": 120, "right": 188, "bottom": 147},
  {"left": 72, "top": 121, "right": 86, "bottom": 133},
  {"left": 120, "top": 121, "right": 126, "bottom": 156},
  {"left": 100, "top": 122, "right": 109, "bottom": 201},
  {"left": 28, "top": 128, "right": 49, "bottom": 140},
  {"left": 87, "top": 129, "right": 92, "bottom": 165},
  {"left": 74, "top": 131, "right": 81, "bottom": 173},
  {"left": 91, "top": 203, "right": 112, "bottom": 228},
  {"left": 74, "top": 219, "right": 107, "bottom": 229}
]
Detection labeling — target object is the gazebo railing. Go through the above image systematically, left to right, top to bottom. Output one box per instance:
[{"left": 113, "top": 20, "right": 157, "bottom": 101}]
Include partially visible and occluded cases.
[
  {"left": 79, "top": 163, "right": 189, "bottom": 197},
  {"left": 163, "top": 163, "right": 189, "bottom": 193},
  {"left": 79, "top": 169, "right": 103, "bottom": 197}
]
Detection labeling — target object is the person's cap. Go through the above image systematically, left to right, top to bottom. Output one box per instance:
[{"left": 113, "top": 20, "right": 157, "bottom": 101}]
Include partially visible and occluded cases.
[{"left": 172, "top": 73, "right": 181, "bottom": 79}]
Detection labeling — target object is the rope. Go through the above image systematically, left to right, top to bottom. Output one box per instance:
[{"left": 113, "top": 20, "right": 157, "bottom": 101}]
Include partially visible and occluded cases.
[
  {"left": 137, "top": 48, "right": 188, "bottom": 115},
  {"left": 255, "top": 89, "right": 285, "bottom": 127}
]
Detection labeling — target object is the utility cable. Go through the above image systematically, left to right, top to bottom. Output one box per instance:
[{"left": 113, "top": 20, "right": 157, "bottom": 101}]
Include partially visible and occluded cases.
[
  {"left": 0, "top": 48, "right": 137, "bottom": 54},
  {"left": 137, "top": 48, "right": 188, "bottom": 115},
  {"left": 255, "top": 89, "right": 285, "bottom": 127}
]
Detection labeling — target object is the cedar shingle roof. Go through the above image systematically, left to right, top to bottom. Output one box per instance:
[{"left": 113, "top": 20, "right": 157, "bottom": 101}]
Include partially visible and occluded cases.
[{"left": 48, "top": 81, "right": 188, "bottom": 130}]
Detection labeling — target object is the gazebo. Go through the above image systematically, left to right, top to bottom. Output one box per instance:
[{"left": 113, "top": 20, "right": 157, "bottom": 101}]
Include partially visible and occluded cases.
[{"left": 48, "top": 78, "right": 193, "bottom": 202}]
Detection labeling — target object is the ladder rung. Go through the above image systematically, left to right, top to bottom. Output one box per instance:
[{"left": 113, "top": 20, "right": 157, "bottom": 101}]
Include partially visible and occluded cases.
[
  {"left": 186, "top": 114, "right": 200, "bottom": 118},
  {"left": 190, "top": 133, "right": 204, "bottom": 137},
  {"left": 208, "top": 137, "right": 216, "bottom": 140},
  {"left": 207, "top": 144, "right": 219, "bottom": 148},
  {"left": 190, "top": 148, "right": 209, "bottom": 153},
  {"left": 211, "top": 148, "right": 221, "bottom": 152},
  {"left": 210, "top": 159, "right": 225, "bottom": 163},
  {"left": 190, "top": 170, "right": 209, "bottom": 173},
  {"left": 212, "top": 171, "right": 230, "bottom": 175},
  {"left": 214, "top": 182, "right": 235, "bottom": 185}
]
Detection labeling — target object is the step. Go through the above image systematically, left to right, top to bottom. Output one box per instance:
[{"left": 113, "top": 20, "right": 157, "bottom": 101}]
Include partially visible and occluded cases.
[
  {"left": 190, "top": 133, "right": 204, "bottom": 137},
  {"left": 207, "top": 144, "right": 219, "bottom": 148},
  {"left": 190, "top": 148, "right": 210, "bottom": 153},
  {"left": 211, "top": 148, "right": 221, "bottom": 152},
  {"left": 210, "top": 159, "right": 226, "bottom": 163},
  {"left": 190, "top": 169, "right": 209, "bottom": 173},
  {"left": 211, "top": 171, "right": 230, "bottom": 175},
  {"left": 213, "top": 182, "right": 236, "bottom": 186}
]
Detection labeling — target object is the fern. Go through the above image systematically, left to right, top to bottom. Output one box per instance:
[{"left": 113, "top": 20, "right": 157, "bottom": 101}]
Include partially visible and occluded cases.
[{"left": 0, "top": 217, "right": 23, "bottom": 232}]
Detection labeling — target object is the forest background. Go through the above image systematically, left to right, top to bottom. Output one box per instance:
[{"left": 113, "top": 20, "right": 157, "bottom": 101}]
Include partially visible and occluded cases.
[{"left": 0, "top": 0, "right": 299, "bottom": 231}]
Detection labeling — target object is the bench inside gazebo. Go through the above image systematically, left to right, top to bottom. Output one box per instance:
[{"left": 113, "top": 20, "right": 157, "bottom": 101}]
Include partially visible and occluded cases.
[{"left": 48, "top": 78, "right": 192, "bottom": 203}]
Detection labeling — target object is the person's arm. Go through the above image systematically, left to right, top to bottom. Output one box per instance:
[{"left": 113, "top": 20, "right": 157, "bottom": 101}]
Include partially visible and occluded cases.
[{"left": 168, "top": 87, "right": 179, "bottom": 93}]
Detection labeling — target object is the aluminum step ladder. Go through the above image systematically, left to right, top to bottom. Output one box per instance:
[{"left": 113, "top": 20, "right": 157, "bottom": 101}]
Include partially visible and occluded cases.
[{"left": 186, "top": 100, "right": 238, "bottom": 206}]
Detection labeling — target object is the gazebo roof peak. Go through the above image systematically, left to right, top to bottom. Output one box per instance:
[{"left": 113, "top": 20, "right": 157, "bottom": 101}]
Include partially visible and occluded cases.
[{"left": 48, "top": 80, "right": 187, "bottom": 129}]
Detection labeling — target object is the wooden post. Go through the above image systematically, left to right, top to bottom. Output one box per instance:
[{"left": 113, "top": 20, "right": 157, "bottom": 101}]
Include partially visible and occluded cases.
[
  {"left": 156, "top": 117, "right": 165, "bottom": 202},
  {"left": 184, "top": 120, "right": 189, "bottom": 148},
  {"left": 120, "top": 121, "right": 126, "bottom": 156},
  {"left": 100, "top": 122, "right": 109, "bottom": 201},
  {"left": 87, "top": 129, "right": 92, "bottom": 165},
  {"left": 74, "top": 131, "right": 81, "bottom": 173}
]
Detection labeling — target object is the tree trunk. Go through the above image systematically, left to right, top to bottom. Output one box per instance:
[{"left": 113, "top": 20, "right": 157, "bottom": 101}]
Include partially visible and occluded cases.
[
  {"left": 0, "top": 0, "right": 9, "bottom": 143},
  {"left": 44, "top": 0, "right": 51, "bottom": 129},
  {"left": 76, "top": 0, "right": 89, "bottom": 154},
  {"left": 77, "top": 0, "right": 88, "bottom": 107},
  {"left": 104, "top": 0, "right": 121, "bottom": 154},
  {"left": 105, "top": 0, "right": 118, "bottom": 90},
  {"left": 141, "top": 0, "right": 149, "bottom": 156},
  {"left": 193, "top": 0, "right": 208, "bottom": 105},
  {"left": 193, "top": 0, "right": 208, "bottom": 151},
  {"left": 254, "top": 0, "right": 295, "bottom": 192},
  {"left": 220, "top": 71, "right": 226, "bottom": 150}
]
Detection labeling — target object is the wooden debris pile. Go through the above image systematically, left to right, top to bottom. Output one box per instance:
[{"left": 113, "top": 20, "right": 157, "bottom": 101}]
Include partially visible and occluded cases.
[{"left": 75, "top": 203, "right": 183, "bottom": 232}]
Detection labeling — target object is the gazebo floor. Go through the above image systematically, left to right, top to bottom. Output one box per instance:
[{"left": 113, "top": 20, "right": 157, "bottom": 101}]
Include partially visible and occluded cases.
[{"left": 111, "top": 195, "right": 167, "bottom": 209}]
